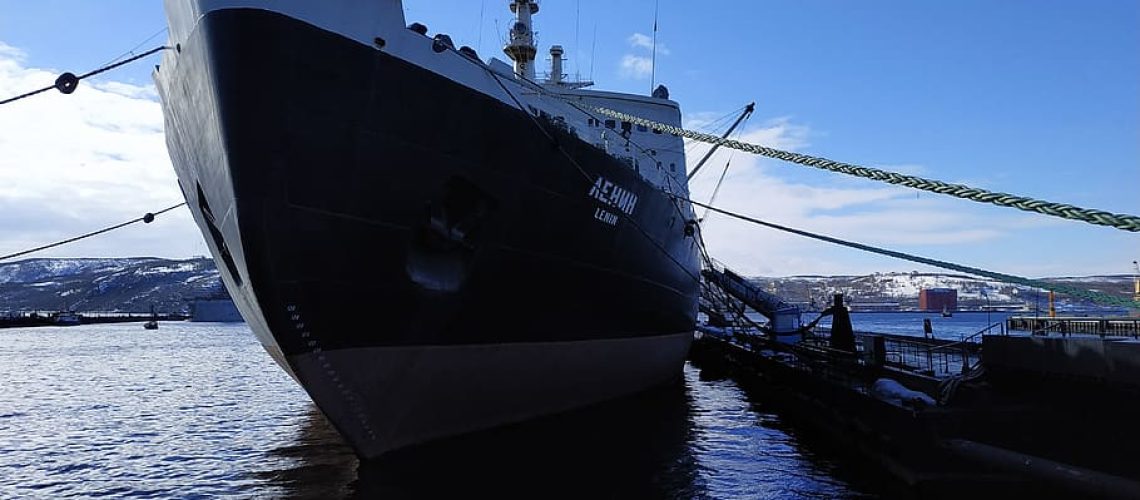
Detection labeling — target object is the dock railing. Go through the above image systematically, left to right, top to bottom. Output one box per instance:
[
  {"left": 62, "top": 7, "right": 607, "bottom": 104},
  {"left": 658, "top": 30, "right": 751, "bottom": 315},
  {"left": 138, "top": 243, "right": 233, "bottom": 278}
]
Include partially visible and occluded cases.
[
  {"left": 1006, "top": 316, "right": 1140, "bottom": 339},
  {"left": 813, "top": 323, "right": 998, "bottom": 378}
]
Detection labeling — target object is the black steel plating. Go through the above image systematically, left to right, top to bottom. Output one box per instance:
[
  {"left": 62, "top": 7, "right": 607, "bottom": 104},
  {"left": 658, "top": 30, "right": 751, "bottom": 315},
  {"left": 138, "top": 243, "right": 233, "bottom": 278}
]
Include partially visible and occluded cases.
[{"left": 160, "top": 9, "right": 699, "bottom": 356}]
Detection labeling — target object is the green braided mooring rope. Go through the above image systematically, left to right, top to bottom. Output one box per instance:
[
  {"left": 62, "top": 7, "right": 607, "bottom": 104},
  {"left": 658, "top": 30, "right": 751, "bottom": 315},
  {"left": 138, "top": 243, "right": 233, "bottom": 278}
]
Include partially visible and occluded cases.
[{"left": 582, "top": 105, "right": 1140, "bottom": 233}]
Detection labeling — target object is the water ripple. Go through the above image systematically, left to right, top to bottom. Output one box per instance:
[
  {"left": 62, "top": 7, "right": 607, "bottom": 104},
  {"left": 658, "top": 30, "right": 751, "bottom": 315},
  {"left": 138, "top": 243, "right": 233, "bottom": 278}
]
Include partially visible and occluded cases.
[{"left": 0, "top": 323, "right": 877, "bottom": 498}]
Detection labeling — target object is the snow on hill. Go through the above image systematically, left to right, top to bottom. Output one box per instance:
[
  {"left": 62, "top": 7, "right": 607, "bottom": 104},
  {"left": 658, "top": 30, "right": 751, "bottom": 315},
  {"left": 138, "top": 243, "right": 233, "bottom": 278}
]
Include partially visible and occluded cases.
[
  {"left": 0, "top": 258, "right": 223, "bottom": 313},
  {"left": 0, "top": 258, "right": 1132, "bottom": 314},
  {"left": 0, "top": 258, "right": 152, "bottom": 285},
  {"left": 750, "top": 272, "right": 1134, "bottom": 311}
]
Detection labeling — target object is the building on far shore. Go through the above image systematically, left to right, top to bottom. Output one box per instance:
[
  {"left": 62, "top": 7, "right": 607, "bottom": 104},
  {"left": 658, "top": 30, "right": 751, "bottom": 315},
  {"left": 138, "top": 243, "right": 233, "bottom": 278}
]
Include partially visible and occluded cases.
[{"left": 919, "top": 288, "right": 958, "bottom": 312}]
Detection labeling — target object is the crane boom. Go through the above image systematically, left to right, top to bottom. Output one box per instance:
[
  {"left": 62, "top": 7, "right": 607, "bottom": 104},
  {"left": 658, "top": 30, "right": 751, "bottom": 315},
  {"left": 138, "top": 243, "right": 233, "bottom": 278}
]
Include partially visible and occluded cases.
[{"left": 687, "top": 103, "right": 755, "bottom": 181}]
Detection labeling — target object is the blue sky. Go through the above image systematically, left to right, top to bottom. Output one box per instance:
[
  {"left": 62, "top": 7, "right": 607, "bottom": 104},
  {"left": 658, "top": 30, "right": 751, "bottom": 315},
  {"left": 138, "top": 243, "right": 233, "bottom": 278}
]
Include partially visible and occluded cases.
[{"left": 0, "top": 1, "right": 1136, "bottom": 277}]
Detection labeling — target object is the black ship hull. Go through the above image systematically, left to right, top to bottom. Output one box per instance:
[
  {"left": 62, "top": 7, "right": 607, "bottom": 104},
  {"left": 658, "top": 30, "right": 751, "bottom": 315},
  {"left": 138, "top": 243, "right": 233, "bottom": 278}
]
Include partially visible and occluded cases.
[{"left": 157, "top": 8, "right": 700, "bottom": 457}]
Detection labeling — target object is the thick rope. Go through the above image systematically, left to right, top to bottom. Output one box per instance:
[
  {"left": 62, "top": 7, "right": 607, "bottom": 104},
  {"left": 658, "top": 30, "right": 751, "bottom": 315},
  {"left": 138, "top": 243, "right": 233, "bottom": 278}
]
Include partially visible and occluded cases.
[
  {"left": 573, "top": 104, "right": 1140, "bottom": 233},
  {"left": 685, "top": 197, "right": 1140, "bottom": 310},
  {"left": 0, "top": 203, "right": 187, "bottom": 263}
]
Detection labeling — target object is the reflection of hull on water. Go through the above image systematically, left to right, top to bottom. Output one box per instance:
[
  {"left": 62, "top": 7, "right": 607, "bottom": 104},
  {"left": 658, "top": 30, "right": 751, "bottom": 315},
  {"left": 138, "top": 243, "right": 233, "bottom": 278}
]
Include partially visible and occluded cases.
[
  {"left": 267, "top": 383, "right": 696, "bottom": 498},
  {"left": 259, "top": 407, "right": 358, "bottom": 498}
]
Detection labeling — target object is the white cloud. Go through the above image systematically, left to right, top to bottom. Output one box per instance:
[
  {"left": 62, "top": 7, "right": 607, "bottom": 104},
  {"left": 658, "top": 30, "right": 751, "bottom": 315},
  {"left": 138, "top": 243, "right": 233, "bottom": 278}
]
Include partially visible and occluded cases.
[
  {"left": 619, "top": 33, "right": 669, "bottom": 80},
  {"left": 627, "top": 33, "right": 669, "bottom": 55},
  {"left": 0, "top": 41, "right": 205, "bottom": 260},
  {"left": 0, "top": 42, "right": 26, "bottom": 63},
  {"left": 619, "top": 54, "right": 654, "bottom": 80},
  {"left": 95, "top": 81, "right": 160, "bottom": 100},
  {"left": 685, "top": 116, "right": 1047, "bottom": 277}
]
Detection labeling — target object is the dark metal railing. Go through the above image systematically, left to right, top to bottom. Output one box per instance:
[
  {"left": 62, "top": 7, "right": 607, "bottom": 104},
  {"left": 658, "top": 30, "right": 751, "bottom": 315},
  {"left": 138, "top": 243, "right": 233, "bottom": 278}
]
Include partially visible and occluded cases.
[
  {"left": 1006, "top": 316, "right": 1140, "bottom": 338},
  {"left": 809, "top": 326, "right": 988, "bottom": 378}
]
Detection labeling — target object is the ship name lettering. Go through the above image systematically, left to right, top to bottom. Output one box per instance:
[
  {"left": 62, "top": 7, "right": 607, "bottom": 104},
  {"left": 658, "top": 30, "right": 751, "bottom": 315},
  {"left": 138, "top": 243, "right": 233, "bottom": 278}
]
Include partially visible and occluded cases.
[
  {"left": 588, "top": 177, "right": 638, "bottom": 215},
  {"left": 594, "top": 207, "right": 619, "bottom": 226}
]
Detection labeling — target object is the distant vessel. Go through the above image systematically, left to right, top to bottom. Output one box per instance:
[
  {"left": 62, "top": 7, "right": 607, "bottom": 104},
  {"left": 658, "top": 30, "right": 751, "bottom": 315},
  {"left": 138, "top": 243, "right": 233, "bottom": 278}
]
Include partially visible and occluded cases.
[
  {"left": 155, "top": 0, "right": 700, "bottom": 458},
  {"left": 143, "top": 305, "right": 159, "bottom": 330},
  {"left": 942, "top": 306, "right": 953, "bottom": 318},
  {"left": 53, "top": 311, "right": 80, "bottom": 326}
]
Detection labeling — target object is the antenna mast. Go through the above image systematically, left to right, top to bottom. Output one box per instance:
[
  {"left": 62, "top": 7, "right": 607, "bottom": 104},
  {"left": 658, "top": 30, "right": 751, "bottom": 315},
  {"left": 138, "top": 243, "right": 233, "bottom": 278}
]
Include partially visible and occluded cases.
[
  {"left": 478, "top": 0, "right": 486, "bottom": 55},
  {"left": 574, "top": 0, "right": 581, "bottom": 80},
  {"left": 650, "top": 0, "right": 660, "bottom": 93},
  {"left": 590, "top": 24, "right": 597, "bottom": 81}
]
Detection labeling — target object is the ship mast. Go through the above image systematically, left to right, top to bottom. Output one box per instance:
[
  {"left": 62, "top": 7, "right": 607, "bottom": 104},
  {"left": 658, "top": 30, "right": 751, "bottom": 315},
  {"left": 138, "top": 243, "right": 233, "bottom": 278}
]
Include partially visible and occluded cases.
[{"left": 503, "top": 1, "right": 540, "bottom": 80}]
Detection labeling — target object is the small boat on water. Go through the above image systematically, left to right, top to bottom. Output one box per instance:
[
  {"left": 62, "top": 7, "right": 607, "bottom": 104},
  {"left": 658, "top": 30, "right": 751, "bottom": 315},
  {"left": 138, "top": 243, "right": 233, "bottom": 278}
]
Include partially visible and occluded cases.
[
  {"left": 143, "top": 305, "right": 158, "bottom": 330},
  {"left": 942, "top": 306, "right": 953, "bottom": 318},
  {"left": 53, "top": 311, "right": 81, "bottom": 326}
]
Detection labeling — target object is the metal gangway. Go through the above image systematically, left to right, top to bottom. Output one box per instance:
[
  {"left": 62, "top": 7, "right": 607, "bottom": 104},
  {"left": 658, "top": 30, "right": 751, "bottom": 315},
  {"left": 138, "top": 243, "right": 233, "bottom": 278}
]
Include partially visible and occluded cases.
[{"left": 701, "top": 266, "right": 802, "bottom": 335}]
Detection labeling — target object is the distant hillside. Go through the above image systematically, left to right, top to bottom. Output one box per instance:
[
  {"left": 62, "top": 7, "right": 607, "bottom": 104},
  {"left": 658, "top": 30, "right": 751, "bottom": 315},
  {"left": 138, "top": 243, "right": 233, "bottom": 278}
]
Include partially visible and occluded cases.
[
  {"left": 0, "top": 258, "right": 222, "bottom": 314},
  {"left": 0, "top": 258, "right": 1132, "bottom": 314},
  {"left": 749, "top": 272, "right": 1135, "bottom": 312}
]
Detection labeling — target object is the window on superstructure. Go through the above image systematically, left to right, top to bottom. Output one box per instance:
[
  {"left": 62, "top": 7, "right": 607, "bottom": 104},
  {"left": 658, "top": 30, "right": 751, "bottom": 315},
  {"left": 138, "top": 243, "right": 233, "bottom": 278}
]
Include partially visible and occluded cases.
[{"left": 605, "top": 120, "right": 616, "bottom": 129}]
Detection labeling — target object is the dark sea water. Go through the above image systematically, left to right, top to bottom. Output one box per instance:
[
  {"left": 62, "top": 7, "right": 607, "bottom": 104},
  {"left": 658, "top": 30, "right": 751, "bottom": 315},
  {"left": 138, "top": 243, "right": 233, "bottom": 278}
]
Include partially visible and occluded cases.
[
  {"left": 818, "top": 311, "right": 1018, "bottom": 340},
  {"left": 0, "top": 320, "right": 936, "bottom": 498}
]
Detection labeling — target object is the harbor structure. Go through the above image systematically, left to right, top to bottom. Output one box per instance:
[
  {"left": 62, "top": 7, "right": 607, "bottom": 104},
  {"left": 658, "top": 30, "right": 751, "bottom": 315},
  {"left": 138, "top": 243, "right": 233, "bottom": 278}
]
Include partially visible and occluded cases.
[
  {"left": 697, "top": 269, "right": 1140, "bottom": 497},
  {"left": 919, "top": 288, "right": 957, "bottom": 312}
]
